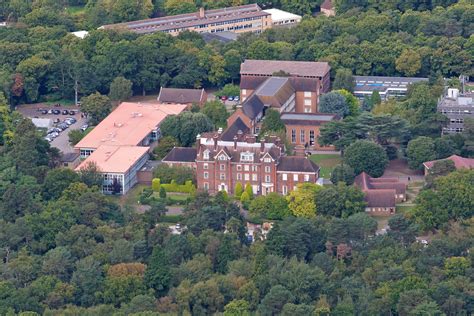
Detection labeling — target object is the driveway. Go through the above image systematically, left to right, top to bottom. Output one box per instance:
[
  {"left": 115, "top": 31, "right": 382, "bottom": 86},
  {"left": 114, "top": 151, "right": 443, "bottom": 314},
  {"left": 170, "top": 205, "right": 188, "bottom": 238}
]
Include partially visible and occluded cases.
[{"left": 16, "top": 104, "right": 87, "bottom": 154}]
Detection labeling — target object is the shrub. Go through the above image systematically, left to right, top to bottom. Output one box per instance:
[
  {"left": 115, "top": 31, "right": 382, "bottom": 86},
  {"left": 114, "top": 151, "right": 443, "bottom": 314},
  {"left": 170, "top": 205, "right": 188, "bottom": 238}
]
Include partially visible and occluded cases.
[
  {"left": 152, "top": 178, "right": 161, "bottom": 192},
  {"left": 234, "top": 182, "right": 243, "bottom": 198},
  {"left": 245, "top": 183, "right": 253, "bottom": 199},
  {"left": 159, "top": 187, "right": 167, "bottom": 198},
  {"left": 240, "top": 192, "right": 250, "bottom": 209}
]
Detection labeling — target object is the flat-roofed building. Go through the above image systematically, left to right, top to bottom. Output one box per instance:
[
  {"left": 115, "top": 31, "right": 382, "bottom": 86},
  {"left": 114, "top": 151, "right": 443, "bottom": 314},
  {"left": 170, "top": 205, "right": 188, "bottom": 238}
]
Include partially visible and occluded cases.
[
  {"left": 100, "top": 4, "right": 272, "bottom": 36},
  {"left": 263, "top": 8, "right": 302, "bottom": 27},
  {"left": 354, "top": 75, "right": 428, "bottom": 100},
  {"left": 438, "top": 88, "right": 473, "bottom": 134},
  {"left": 74, "top": 102, "right": 186, "bottom": 195},
  {"left": 75, "top": 102, "right": 187, "bottom": 157},
  {"left": 76, "top": 145, "right": 150, "bottom": 194}
]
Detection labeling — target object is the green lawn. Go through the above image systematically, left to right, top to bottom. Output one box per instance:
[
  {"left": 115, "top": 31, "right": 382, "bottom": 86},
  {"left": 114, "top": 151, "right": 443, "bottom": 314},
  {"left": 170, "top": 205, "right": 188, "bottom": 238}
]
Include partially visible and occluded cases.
[
  {"left": 66, "top": 5, "right": 86, "bottom": 15},
  {"left": 309, "top": 153, "right": 342, "bottom": 178},
  {"left": 153, "top": 192, "right": 190, "bottom": 201},
  {"left": 396, "top": 204, "right": 415, "bottom": 214}
]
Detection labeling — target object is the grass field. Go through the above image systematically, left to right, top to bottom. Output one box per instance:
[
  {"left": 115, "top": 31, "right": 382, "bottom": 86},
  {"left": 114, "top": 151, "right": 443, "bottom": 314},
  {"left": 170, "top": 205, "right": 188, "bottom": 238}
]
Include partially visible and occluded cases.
[
  {"left": 66, "top": 5, "right": 86, "bottom": 15},
  {"left": 309, "top": 153, "right": 342, "bottom": 178},
  {"left": 153, "top": 192, "right": 190, "bottom": 201}
]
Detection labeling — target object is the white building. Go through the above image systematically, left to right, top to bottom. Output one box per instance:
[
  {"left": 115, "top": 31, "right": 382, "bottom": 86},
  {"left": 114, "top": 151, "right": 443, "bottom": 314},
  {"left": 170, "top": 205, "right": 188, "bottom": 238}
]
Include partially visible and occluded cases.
[{"left": 263, "top": 8, "right": 302, "bottom": 27}]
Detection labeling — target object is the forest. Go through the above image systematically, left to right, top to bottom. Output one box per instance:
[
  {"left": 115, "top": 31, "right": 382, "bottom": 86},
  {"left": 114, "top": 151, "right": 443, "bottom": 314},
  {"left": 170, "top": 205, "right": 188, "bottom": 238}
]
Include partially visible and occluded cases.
[{"left": 0, "top": 0, "right": 473, "bottom": 315}]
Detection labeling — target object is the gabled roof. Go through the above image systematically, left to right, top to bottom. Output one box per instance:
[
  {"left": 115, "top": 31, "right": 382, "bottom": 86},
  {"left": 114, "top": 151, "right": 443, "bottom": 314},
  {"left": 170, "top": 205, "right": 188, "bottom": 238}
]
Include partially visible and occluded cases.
[
  {"left": 241, "top": 59, "right": 330, "bottom": 78},
  {"left": 255, "top": 77, "right": 295, "bottom": 107},
  {"left": 158, "top": 87, "right": 205, "bottom": 104},
  {"left": 242, "top": 94, "right": 265, "bottom": 120},
  {"left": 221, "top": 117, "right": 250, "bottom": 141},
  {"left": 162, "top": 147, "right": 197, "bottom": 162},
  {"left": 423, "top": 155, "right": 474, "bottom": 170},
  {"left": 277, "top": 157, "right": 320, "bottom": 173},
  {"left": 364, "top": 190, "right": 396, "bottom": 208}
]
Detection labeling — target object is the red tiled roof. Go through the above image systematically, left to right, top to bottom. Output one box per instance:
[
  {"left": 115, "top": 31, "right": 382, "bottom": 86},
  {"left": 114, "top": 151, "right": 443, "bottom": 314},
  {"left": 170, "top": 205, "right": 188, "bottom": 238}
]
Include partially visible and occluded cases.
[
  {"left": 241, "top": 59, "right": 330, "bottom": 78},
  {"left": 423, "top": 155, "right": 474, "bottom": 170},
  {"left": 354, "top": 172, "right": 405, "bottom": 208},
  {"left": 364, "top": 189, "right": 396, "bottom": 208}
]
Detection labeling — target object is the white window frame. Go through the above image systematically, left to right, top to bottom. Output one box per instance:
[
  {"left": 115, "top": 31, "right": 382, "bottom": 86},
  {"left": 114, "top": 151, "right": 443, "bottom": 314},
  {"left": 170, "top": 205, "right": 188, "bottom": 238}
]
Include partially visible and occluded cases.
[
  {"left": 304, "top": 91, "right": 311, "bottom": 98},
  {"left": 265, "top": 166, "right": 271, "bottom": 173},
  {"left": 282, "top": 173, "right": 287, "bottom": 181},
  {"left": 252, "top": 174, "right": 257, "bottom": 181},
  {"left": 293, "top": 174, "right": 298, "bottom": 181}
]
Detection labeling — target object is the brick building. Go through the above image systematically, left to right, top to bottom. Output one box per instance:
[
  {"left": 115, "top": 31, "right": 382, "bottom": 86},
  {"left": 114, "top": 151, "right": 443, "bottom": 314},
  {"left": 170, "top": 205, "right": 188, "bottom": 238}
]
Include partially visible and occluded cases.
[
  {"left": 100, "top": 4, "right": 272, "bottom": 36},
  {"left": 226, "top": 59, "right": 337, "bottom": 150},
  {"left": 157, "top": 87, "right": 207, "bottom": 108},
  {"left": 163, "top": 131, "right": 320, "bottom": 195},
  {"left": 354, "top": 172, "right": 406, "bottom": 216}
]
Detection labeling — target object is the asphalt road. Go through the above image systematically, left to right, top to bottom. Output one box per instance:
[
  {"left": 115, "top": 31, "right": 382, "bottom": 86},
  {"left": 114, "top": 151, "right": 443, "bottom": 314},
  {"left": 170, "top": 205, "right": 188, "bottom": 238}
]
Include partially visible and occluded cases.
[{"left": 16, "top": 104, "right": 87, "bottom": 154}]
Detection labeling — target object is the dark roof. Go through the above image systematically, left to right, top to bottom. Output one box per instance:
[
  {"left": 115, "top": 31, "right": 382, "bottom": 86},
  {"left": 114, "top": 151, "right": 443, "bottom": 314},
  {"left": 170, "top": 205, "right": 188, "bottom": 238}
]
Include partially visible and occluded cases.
[
  {"left": 102, "top": 4, "right": 269, "bottom": 34},
  {"left": 241, "top": 59, "right": 330, "bottom": 78},
  {"left": 240, "top": 76, "right": 320, "bottom": 92},
  {"left": 240, "top": 76, "right": 269, "bottom": 90},
  {"left": 255, "top": 77, "right": 295, "bottom": 107},
  {"left": 158, "top": 87, "right": 205, "bottom": 104},
  {"left": 242, "top": 94, "right": 265, "bottom": 120},
  {"left": 281, "top": 113, "right": 338, "bottom": 126},
  {"left": 221, "top": 117, "right": 250, "bottom": 141},
  {"left": 162, "top": 147, "right": 197, "bottom": 162},
  {"left": 60, "top": 152, "right": 80, "bottom": 162},
  {"left": 277, "top": 156, "right": 320, "bottom": 173},
  {"left": 364, "top": 190, "right": 396, "bottom": 208}
]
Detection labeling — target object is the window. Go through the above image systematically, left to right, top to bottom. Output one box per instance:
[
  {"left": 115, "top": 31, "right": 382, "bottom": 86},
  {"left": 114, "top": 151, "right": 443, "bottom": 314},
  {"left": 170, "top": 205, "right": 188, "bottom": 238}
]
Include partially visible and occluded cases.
[
  {"left": 242, "top": 89, "right": 247, "bottom": 95},
  {"left": 304, "top": 91, "right": 311, "bottom": 97},
  {"left": 304, "top": 99, "right": 312, "bottom": 106},
  {"left": 304, "top": 107, "right": 311, "bottom": 113},
  {"left": 291, "top": 129, "right": 296, "bottom": 143},
  {"left": 300, "top": 130, "right": 305, "bottom": 143},
  {"left": 310, "top": 130, "right": 315, "bottom": 145},
  {"left": 203, "top": 150, "right": 210, "bottom": 160},
  {"left": 240, "top": 152, "right": 254, "bottom": 162},
  {"left": 218, "top": 154, "right": 227, "bottom": 161},
  {"left": 264, "top": 158, "right": 272, "bottom": 163},
  {"left": 203, "top": 163, "right": 208, "bottom": 170},
  {"left": 220, "top": 164, "right": 225, "bottom": 171},
  {"left": 237, "top": 165, "right": 242, "bottom": 171},
  {"left": 244, "top": 165, "right": 250, "bottom": 171},
  {"left": 252, "top": 165, "right": 258, "bottom": 172},
  {"left": 265, "top": 166, "right": 271, "bottom": 173},
  {"left": 204, "top": 172, "right": 209, "bottom": 179},
  {"left": 220, "top": 173, "right": 225, "bottom": 180},
  {"left": 237, "top": 173, "right": 242, "bottom": 180},
  {"left": 282, "top": 173, "right": 287, "bottom": 181},
  {"left": 245, "top": 174, "right": 250, "bottom": 181},
  {"left": 252, "top": 174, "right": 257, "bottom": 181},
  {"left": 293, "top": 174, "right": 298, "bottom": 181},
  {"left": 304, "top": 174, "right": 310, "bottom": 182},
  {"left": 265, "top": 175, "right": 271, "bottom": 183},
  {"left": 204, "top": 182, "right": 209, "bottom": 190},
  {"left": 282, "top": 185, "right": 287, "bottom": 195}
]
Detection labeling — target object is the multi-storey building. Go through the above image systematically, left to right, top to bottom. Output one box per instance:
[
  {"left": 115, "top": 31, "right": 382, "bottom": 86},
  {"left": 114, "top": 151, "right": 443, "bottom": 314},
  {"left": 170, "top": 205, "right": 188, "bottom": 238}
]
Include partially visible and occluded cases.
[
  {"left": 100, "top": 4, "right": 272, "bottom": 36},
  {"left": 227, "top": 59, "right": 337, "bottom": 150},
  {"left": 438, "top": 88, "right": 473, "bottom": 134},
  {"left": 75, "top": 102, "right": 187, "bottom": 194},
  {"left": 163, "top": 131, "right": 320, "bottom": 195}
]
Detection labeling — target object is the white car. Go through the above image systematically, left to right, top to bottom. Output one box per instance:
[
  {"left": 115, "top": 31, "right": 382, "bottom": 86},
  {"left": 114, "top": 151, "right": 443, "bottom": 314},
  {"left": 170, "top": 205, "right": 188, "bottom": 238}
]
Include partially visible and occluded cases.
[{"left": 80, "top": 124, "right": 88, "bottom": 131}]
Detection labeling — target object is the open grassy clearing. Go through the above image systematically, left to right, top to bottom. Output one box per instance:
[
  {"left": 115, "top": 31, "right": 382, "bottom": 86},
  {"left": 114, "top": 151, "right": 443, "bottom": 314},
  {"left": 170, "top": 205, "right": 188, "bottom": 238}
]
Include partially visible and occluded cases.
[{"left": 309, "top": 153, "right": 342, "bottom": 178}]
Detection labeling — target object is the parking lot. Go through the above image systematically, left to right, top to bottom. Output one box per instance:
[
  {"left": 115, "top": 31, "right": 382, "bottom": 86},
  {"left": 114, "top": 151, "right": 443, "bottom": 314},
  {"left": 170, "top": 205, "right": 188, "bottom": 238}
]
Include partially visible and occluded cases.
[{"left": 17, "top": 104, "right": 87, "bottom": 154}]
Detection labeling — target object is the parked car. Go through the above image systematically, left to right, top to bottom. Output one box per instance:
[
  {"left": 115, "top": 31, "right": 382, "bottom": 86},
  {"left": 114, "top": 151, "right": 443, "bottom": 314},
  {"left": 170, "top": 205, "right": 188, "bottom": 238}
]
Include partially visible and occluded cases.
[
  {"left": 220, "top": 95, "right": 228, "bottom": 101},
  {"left": 228, "top": 96, "right": 234, "bottom": 101},
  {"left": 234, "top": 96, "right": 240, "bottom": 102},
  {"left": 54, "top": 103, "right": 61, "bottom": 107},
  {"left": 42, "top": 109, "right": 48, "bottom": 115},
  {"left": 47, "top": 109, "right": 53, "bottom": 114},
  {"left": 52, "top": 109, "right": 61, "bottom": 115},
  {"left": 62, "top": 109, "right": 69, "bottom": 115},
  {"left": 69, "top": 110, "right": 76, "bottom": 115},
  {"left": 65, "top": 117, "right": 76, "bottom": 123},
  {"left": 53, "top": 118, "right": 60, "bottom": 124},
  {"left": 80, "top": 124, "right": 88, "bottom": 131},
  {"left": 52, "top": 127, "right": 62, "bottom": 133},
  {"left": 48, "top": 132, "right": 59, "bottom": 138},
  {"left": 44, "top": 136, "right": 52, "bottom": 142}
]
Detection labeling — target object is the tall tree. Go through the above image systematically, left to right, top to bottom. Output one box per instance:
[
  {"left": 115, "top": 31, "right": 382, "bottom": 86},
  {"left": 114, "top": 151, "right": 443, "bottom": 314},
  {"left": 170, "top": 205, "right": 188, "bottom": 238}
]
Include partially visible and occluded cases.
[
  {"left": 333, "top": 69, "right": 355, "bottom": 92},
  {"left": 109, "top": 76, "right": 133, "bottom": 102},
  {"left": 80, "top": 92, "right": 112, "bottom": 125},
  {"left": 319, "top": 92, "right": 349, "bottom": 117},
  {"left": 406, "top": 136, "right": 436, "bottom": 170},
  {"left": 344, "top": 140, "right": 388, "bottom": 177},
  {"left": 144, "top": 246, "right": 171, "bottom": 295}
]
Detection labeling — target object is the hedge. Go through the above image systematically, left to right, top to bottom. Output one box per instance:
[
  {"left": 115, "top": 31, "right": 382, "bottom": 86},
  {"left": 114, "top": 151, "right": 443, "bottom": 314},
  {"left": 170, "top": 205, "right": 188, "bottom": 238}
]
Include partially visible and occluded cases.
[{"left": 155, "top": 178, "right": 196, "bottom": 194}]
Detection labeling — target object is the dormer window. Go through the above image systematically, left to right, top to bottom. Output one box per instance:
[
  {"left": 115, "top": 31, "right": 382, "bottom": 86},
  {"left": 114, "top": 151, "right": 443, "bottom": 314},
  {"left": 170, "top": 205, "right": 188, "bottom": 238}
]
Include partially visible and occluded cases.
[
  {"left": 203, "top": 150, "right": 210, "bottom": 160},
  {"left": 240, "top": 152, "right": 254, "bottom": 162},
  {"left": 218, "top": 154, "right": 227, "bottom": 161},
  {"left": 264, "top": 158, "right": 272, "bottom": 163}
]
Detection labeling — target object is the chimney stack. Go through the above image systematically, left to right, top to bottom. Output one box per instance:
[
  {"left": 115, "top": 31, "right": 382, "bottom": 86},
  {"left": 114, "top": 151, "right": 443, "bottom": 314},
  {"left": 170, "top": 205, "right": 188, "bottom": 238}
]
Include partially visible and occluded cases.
[
  {"left": 199, "top": 7, "right": 205, "bottom": 18},
  {"left": 213, "top": 134, "right": 218, "bottom": 150},
  {"left": 233, "top": 136, "right": 238, "bottom": 151},
  {"left": 260, "top": 139, "right": 265, "bottom": 153}
]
